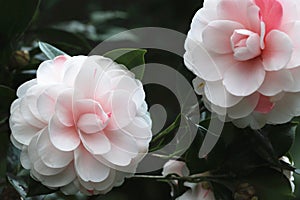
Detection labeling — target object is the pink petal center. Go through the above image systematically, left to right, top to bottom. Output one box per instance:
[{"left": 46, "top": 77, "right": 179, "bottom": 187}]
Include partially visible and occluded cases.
[
  {"left": 255, "top": 0, "right": 283, "bottom": 33},
  {"left": 230, "top": 29, "right": 261, "bottom": 61},
  {"left": 254, "top": 94, "right": 275, "bottom": 113}
]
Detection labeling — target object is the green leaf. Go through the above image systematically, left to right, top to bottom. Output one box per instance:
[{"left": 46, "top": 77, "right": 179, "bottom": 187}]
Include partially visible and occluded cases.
[
  {"left": 38, "top": 41, "right": 68, "bottom": 60},
  {"left": 104, "top": 48, "right": 147, "bottom": 80},
  {"left": 149, "top": 114, "right": 181, "bottom": 152},
  {"left": 265, "top": 123, "right": 296, "bottom": 157},
  {"left": 244, "top": 167, "right": 294, "bottom": 200},
  {"left": 27, "top": 178, "right": 56, "bottom": 197}
]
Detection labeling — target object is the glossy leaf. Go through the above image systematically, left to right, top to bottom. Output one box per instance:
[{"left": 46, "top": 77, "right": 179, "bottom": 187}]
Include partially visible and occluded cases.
[
  {"left": 38, "top": 41, "right": 68, "bottom": 60},
  {"left": 104, "top": 48, "right": 147, "bottom": 80},
  {"left": 244, "top": 167, "right": 294, "bottom": 200},
  {"left": 27, "top": 178, "right": 56, "bottom": 197}
]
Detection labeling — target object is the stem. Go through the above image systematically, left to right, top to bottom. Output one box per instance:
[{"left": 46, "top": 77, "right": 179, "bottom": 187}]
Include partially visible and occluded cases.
[{"left": 133, "top": 174, "right": 232, "bottom": 183}]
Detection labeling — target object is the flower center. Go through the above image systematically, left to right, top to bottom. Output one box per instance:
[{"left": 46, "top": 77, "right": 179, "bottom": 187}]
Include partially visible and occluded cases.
[
  {"left": 230, "top": 29, "right": 261, "bottom": 61},
  {"left": 77, "top": 112, "right": 110, "bottom": 134}
]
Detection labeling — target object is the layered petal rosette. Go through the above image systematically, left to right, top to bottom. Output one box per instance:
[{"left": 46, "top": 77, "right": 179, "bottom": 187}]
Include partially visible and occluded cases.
[
  {"left": 184, "top": 0, "right": 300, "bottom": 128},
  {"left": 9, "top": 55, "right": 152, "bottom": 195}
]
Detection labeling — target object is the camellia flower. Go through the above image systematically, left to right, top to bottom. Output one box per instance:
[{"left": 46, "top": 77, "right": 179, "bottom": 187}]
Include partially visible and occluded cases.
[
  {"left": 185, "top": 0, "right": 300, "bottom": 128},
  {"left": 9, "top": 55, "right": 152, "bottom": 195},
  {"left": 162, "top": 160, "right": 215, "bottom": 200}
]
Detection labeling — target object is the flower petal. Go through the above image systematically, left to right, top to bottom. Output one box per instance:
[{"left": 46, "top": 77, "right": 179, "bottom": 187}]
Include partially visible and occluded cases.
[
  {"left": 218, "top": 0, "right": 260, "bottom": 32},
  {"left": 255, "top": 0, "right": 283, "bottom": 32},
  {"left": 202, "top": 20, "right": 244, "bottom": 54},
  {"left": 281, "top": 22, "right": 300, "bottom": 69},
  {"left": 262, "top": 30, "right": 293, "bottom": 71},
  {"left": 184, "top": 37, "right": 224, "bottom": 81},
  {"left": 223, "top": 59, "right": 265, "bottom": 96},
  {"left": 258, "top": 70, "right": 293, "bottom": 96},
  {"left": 16, "top": 79, "right": 37, "bottom": 98},
  {"left": 204, "top": 80, "right": 243, "bottom": 107},
  {"left": 55, "top": 89, "right": 74, "bottom": 127},
  {"left": 106, "top": 90, "right": 137, "bottom": 130},
  {"left": 266, "top": 92, "right": 300, "bottom": 124},
  {"left": 228, "top": 93, "right": 260, "bottom": 119},
  {"left": 49, "top": 115, "right": 80, "bottom": 152},
  {"left": 37, "top": 128, "right": 73, "bottom": 168},
  {"left": 106, "top": 129, "right": 138, "bottom": 156},
  {"left": 79, "top": 131, "right": 111, "bottom": 155},
  {"left": 101, "top": 143, "right": 133, "bottom": 167},
  {"left": 74, "top": 145, "right": 110, "bottom": 182},
  {"left": 31, "top": 164, "right": 76, "bottom": 188}
]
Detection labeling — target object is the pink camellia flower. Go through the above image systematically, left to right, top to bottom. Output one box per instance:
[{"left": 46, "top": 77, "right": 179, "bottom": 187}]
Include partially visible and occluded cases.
[
  {"left": 185, "top": 0, "right": 300, "bottom": 128},
  {"left": 9, "top": 55, "right": 152, "bottom": 195},
  {"left": 162, "top": 160, "right": 215, "bottom": 200}
]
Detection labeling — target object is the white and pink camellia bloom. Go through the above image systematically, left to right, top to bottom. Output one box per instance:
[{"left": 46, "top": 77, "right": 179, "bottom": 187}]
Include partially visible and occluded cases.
[
  {"left": 185, "top": 0, "right": 300, "bottom": 128},
  {"left": 9, "top": 55, "right": 152, "bottom": 195},
  {"left": 163, "top": 160, "right": 216, "bottom": 200}
]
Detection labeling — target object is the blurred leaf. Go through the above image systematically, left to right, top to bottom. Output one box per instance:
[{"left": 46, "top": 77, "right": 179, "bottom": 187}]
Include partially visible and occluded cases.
[
  {"left": 0, "top": 0, "right": 40, "bottom": 42},
  {"left": 90, "top": 11, "right": 127, "bottom": 24},
  {"left": 36, "top": 28, "right": 91, "bottom": 54},
  {"left": 38, "top": 41, "right": 67, "bottom": 60},
  {"left": 103, "top": 48, "right": 147, "bottom": 80},
  {"left": 0, "top": 85, "right": 15, "bottom": 122},
  {"left": 264, "top": 123, "right": 296, "bottom": 158},
  {"left": 0, "top": 131, "right": 9, "bottom": 184},
  {"left": 244, "top": 167, "right": 294, "bottom": 200},
  {"left": 27, "top": 178, "right": 56, "bottom": 197},
  {"left": 212, "top": 182, "right": 233, "bottom": 200}
]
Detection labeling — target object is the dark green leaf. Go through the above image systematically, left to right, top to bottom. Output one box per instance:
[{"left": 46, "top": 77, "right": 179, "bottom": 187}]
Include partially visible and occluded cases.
[
  {"left": 0, "top": 0, "right": 40, "bottom": 42},
  {"left": 36, "top": 28, "right": 91, "bottom": 54},
  {"left": 38, "top": 41, "right": 68, "bottom": 60},
  {"left": 104, "top": 48, "right": 147, "bottom": 80},
  {"left": 0, "top": 85, "right": 15, "bottom": 122},
  {"left": 149, "top": 114, "right": 181, "bottom": 152},
  {"left": 265, "top": 123, "right": 296, "bottom": 158},
  {"left": 244, "top": 167, "right": 294, "bottom": 200},
  {"left": 6, "top": 173, "right": 27, "bottom": 198},
  {"left": 27, "top": 178, "right": 56, "bottom": 197},
  {"left": 212, "top": 182, "right": 233, "bottom": 200}
]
